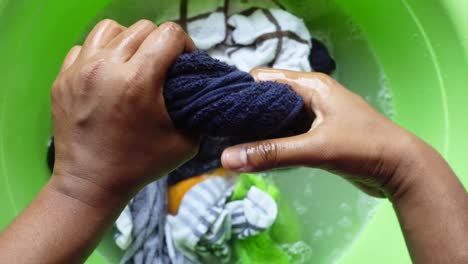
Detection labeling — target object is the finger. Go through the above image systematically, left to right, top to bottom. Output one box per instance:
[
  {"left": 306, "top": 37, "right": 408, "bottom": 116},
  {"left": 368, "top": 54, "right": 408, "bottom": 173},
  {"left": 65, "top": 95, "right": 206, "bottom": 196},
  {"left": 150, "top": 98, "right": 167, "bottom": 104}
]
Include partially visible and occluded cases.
[
  {"left": 81, "top": 19, "right": 125, "bottom": 57},
  {"left": 106, "top": 19, "right": 157, "bottom": 62},
  {"left": 129, "top": 22, "right": 196, "bottom": 79},
  {"left": 59, "top": 45, "right": 82, "bottom": 74},
  {"left": 250, "top": 68, "right": 331, "bottom": 115},
  {"left": 250, "top": 68, "right": 312, "bottom": 98},
  {"left": 221, "top": 131, "right": 328, "bottom": 172},
  {"left": 349, "top": 181, "right": 386, "bottom": 198}
]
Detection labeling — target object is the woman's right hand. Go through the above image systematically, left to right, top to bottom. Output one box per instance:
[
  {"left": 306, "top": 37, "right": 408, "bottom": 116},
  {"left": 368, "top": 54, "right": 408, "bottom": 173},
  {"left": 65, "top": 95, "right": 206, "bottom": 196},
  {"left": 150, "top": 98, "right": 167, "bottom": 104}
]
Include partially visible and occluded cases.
[
  {"left": 221, "top": 68, "right": 436, "bottom": 199},
  {"left": 222, "top": 68, "right": 468, "bottom": 264}
]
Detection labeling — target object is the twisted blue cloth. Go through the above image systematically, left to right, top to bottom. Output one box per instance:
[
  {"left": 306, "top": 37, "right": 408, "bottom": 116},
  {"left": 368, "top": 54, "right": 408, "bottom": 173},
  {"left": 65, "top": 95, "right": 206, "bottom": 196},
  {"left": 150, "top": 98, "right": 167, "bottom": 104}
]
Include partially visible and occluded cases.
[
  {"left": 48, "top": 51, "right": 312, "bottom": 185},
  {"left": 164, "top": 51, "right": 311, "bottom": 139},
  {"left": 164, "top": 51, "right": 312, "bottom": 185}
]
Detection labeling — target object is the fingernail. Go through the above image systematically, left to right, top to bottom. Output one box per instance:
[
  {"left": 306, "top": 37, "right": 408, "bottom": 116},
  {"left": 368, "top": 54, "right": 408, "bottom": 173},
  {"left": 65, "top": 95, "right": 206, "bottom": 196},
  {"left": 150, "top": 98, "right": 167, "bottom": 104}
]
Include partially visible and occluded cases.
[{"left": 222, "top": 145, "right": 247, "bottom": 171}]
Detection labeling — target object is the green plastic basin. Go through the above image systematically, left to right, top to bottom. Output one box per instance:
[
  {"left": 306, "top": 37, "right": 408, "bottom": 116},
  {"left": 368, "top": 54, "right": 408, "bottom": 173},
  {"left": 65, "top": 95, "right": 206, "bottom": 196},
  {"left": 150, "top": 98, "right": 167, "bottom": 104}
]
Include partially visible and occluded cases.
[{"left": 0, "top": 0, "right": 467, "bottom": 263}]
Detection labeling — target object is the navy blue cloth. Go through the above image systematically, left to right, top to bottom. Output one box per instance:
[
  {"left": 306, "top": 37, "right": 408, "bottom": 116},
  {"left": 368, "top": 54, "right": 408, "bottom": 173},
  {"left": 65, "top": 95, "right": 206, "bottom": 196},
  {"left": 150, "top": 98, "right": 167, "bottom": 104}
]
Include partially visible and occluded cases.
[
  {"left": 48, "top": 51, "right": 313, "bottom": 185},
  {"left": 164, "top": 51, "right": 311, "bottom": 140},
  {"left": 164, "top": 51, "right": 312, "bottom": 185}
]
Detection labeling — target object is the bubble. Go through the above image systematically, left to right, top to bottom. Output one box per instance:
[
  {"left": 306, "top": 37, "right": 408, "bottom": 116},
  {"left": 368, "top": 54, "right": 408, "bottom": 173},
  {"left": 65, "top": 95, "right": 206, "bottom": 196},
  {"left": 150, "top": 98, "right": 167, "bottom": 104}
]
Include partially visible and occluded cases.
[
  {"left": 377, "top": 74, "right": 395, "bottom": 118},
  {"left": 304, "top": 183, "right": 313, "bottom": 196},
  {"left": 356, "top": 192, "right": 379, "bottom": 220},
  {"left": 293, "top": 199, "right": 307, "bottom": 215},
  {"left": 339, "top": 203, "right": 351, "bottom": 212},
  {"left": 338, "top": 216, "right": 352, "bottom": 228},
  {"left": 313, "top": 229, "right": 324, "bottom": 240},
  {"left": 281, "top": 241, "right": 313, "bottom": 264}
]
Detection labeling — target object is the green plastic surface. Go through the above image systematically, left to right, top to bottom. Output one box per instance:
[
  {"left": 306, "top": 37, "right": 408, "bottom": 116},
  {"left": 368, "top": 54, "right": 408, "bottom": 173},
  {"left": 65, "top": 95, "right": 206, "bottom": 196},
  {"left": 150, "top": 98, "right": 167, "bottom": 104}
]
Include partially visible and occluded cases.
[{"left": 0, "top": 0, "right": 467, "bottom": 263}]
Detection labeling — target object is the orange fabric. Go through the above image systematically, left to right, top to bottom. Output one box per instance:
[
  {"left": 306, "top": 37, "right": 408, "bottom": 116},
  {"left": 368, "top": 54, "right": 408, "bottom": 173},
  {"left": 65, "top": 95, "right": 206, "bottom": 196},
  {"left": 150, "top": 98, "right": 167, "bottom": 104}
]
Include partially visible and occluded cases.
[
  {"left": 167, "top": 168, "right": 231, "bottom": 215},
  {"left": 210, "top": 168, "right": 227, "bottom": 176},
  {"left": 168, "top": 176, "right": 205, "bottom": 215}
]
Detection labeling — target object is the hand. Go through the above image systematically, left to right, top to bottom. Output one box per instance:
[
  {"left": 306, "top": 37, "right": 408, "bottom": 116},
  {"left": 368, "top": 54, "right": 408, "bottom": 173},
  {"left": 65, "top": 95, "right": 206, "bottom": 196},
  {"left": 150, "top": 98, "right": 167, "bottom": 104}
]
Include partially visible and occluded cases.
[
  {"left": 50, "top": 19, "right": 198, "bottom": 206},
  {"left": 221, "top": 68, "right": 428, "bottom": 198},
  {"left": 221, "top": 69, "right": 468, "bottom": 263}
]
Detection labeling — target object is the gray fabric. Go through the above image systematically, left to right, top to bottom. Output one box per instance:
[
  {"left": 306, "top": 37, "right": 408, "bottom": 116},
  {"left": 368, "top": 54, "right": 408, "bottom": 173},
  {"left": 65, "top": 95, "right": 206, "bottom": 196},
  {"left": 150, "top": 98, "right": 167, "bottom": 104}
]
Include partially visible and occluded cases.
[
  {"left": 121, "top": 177, "right": 171, "bottom": 264},
  {"left": 166, "top": 177, "right": 278, "bottom": 263}
]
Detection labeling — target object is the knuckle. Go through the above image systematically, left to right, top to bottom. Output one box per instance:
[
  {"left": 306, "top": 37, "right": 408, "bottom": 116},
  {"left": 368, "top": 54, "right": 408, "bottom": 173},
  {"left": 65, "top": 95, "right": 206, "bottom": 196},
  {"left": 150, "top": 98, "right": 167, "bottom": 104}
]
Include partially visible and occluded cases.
[
  {"left": 98, "top": 18, "right": 117, "bottom": 28},
  {"left": 94, "top": 19, "right": 123, "bottom": 35},
  {"left": 136, "top": 19, "right": 154, "bottom": 27},
  {"left": 160, "top": 21, "right": 184, "bottom": 34},
  {"left": 70, "top": 45, "right": 82, "bottom": 52},
  {"left": 77, "top": 60, "right": 105, "bottom": 90},
  {"left": 124, "top": 69, "right": 145, "bottom": 88},
  {"left": 122, "top": 71, "right": 146, "bottom": 104},
  {"left": 313, "top": 72, "right": 332, "bottom": 82},
  {"left": 51, "top": 77, "right": 68, "bottom": 104},
  {"left": 50, "top": 79, "right": 60, "bottom": 97},
  {"left": 247, "top": 141, "right": 279, "bottom": 169}
]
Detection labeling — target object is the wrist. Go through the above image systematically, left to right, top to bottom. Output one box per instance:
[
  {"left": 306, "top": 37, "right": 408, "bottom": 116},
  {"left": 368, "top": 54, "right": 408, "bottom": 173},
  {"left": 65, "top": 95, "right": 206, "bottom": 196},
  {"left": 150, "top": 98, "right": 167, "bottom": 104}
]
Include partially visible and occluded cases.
[
  {"left": 388, "top": 131, "right": 456, "bottom": 204},
  {"left": 386, "top": 133, "right": 468, "bottom": 264},
  {"left": 49, "top": 170, "right": 132, "bottom": 210}
]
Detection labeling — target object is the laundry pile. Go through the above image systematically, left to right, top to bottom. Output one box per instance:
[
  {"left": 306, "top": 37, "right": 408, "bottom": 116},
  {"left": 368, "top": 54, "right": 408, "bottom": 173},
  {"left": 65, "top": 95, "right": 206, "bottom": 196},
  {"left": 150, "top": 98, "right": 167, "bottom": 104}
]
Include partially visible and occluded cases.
[
  {"left": 186, "top": 7, "right": 335, "bottom": 74},
  {"left": 116, "top": 172, "right": 307, "bottom": 264}
]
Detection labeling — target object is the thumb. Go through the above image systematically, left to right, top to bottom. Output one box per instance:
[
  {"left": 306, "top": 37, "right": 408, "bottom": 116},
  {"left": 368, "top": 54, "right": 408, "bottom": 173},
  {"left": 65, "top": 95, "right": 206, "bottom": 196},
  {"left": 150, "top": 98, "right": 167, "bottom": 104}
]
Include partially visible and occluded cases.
[
  {"left": 250, "top": 68, "right": 326, "bottom": 117},
  {"left": 250, "top": 68, "right": 313, "bottom": 102},
  {"left": 221, "top": 133, "right": 325, "bottom": 172}
]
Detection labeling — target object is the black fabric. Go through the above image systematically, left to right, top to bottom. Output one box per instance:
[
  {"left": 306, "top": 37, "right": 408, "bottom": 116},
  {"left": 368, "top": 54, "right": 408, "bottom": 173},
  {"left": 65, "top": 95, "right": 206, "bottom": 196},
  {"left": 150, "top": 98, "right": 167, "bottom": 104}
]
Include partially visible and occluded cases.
[{"left": 310, "top": 38, "right": 336, "bottom": 75}]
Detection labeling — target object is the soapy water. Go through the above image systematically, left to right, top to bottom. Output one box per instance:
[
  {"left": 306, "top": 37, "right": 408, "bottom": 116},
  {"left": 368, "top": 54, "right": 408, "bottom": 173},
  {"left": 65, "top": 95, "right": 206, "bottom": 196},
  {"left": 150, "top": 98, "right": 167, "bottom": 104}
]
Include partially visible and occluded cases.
[
  {"left": 91, "top": 1, "right": 394, "bottom": 263},
  {"left": 263, "top": 2, "right": 392, "bottom": 262},
  {"left": 377, "top": 75, "right": 395, "bottom": 118},
  {"left": 267, "top": 168, "right": 380, "bottom": 264},
  {"left": 281, "top": 241, "right": 314, "bottom": 264}
]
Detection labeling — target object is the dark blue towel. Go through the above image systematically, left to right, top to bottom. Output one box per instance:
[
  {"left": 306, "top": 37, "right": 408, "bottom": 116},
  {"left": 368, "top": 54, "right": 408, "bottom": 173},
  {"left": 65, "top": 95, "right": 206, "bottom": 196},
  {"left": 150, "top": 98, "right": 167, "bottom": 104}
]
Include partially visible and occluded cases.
[
  {"left": 48, "top": 51, "right": 313, "bottom": 184},
  {"left": 164, "top": 51, "right": 311, "bottom": 140},
  {"left": 164, "top": 51, "right": 312, "bottom": 184}
]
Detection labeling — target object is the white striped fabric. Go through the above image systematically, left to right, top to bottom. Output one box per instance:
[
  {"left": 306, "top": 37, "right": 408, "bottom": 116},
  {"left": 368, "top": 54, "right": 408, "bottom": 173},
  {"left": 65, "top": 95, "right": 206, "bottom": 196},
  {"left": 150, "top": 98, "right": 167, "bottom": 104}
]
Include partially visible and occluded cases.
[
  {"left": 166, "top": 177, "right": 278, "bottom": 263},
  {"left": 226, "top": 186, "right": 278, "bottom": 239}
]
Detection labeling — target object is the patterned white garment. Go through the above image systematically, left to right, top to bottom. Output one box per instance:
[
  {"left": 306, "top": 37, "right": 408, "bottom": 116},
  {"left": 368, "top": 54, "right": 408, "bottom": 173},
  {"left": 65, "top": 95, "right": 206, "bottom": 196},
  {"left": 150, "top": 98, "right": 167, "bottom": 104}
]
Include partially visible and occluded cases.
[
  {"left": 187, "top": 8, "right": 312, "bottom": 72},
  {"left": 166, "top": 176, "right": 278, "bottom": 263},
  {"left": 114, "top": 205, "right": 134, "bottom": 250}
]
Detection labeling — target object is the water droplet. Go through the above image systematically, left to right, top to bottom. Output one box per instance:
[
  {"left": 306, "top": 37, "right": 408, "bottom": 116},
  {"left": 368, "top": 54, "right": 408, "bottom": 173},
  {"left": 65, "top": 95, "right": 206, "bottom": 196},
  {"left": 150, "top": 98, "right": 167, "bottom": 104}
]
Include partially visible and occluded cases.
[
  {"left": 304, "top": 183, "right": 313, "bottom": 196},
  {"left": 293, "top": 199, "right": 307, "bottom": 215},
  {"left": 339, "top": 203, "right": 351, "bottom": 211},
  {"left": 338, "top": 216, "right": 352, "bottom": 228},
  {"left": 313, "top": 229, "right": 324, "bottom": 240},
  {"left": 281, "top": 241, "right": 313, "bottom": 264}
]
